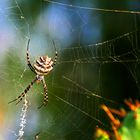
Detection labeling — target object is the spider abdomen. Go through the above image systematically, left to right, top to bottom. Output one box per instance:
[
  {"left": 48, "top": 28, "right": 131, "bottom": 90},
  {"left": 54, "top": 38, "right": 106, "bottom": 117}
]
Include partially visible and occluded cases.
[{"left": 34, "top": 56, "right": 54, "bottom": 75}]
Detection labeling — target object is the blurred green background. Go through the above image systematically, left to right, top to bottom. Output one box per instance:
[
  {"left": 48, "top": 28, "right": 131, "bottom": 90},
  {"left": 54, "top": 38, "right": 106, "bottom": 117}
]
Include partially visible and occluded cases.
[{"left": 0, "top": 0, "right": 140, "bottom": 140}]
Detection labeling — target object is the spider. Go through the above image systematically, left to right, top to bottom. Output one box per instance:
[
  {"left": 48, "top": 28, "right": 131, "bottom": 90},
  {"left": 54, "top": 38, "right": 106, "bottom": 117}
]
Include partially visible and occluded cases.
[{"left": 8, "top": 39, "right": 58, "bottom": 109}]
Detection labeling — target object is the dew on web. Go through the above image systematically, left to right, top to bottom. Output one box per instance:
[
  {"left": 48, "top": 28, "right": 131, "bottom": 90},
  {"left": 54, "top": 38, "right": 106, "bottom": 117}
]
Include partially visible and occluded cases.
[{"left": 0, "top": 0, "right": 140, "bottom": 140}]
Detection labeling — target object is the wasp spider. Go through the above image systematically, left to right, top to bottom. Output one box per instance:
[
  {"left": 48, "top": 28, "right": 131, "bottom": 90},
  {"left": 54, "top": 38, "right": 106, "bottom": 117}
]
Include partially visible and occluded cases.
[{"left": 9, "top": 39, "right": 57, "bottom": 108}]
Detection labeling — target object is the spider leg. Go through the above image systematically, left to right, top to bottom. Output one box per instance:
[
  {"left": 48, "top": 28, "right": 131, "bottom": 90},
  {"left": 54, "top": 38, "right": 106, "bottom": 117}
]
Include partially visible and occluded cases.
[
  {"left": 26, "top": 39, "right": 36, "bottom": 73},
  {"left": 52, "top": 40, "right": 58, "bottom": 67},
  {"left": 8, "top": 77, "right": 37, "bottom": 105},
  {"left": 38, "top": 77, "right": 48, "bottom": 109}
]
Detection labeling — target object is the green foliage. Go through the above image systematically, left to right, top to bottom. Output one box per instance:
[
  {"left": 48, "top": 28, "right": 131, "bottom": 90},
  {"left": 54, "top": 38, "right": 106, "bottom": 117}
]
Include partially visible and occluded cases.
[
  {"left": 95, "top": 104, "right": 140, "bottom": 140},
  {"left": 119, "top": 108, "right": 140, "bottom": 140},
  {"left": 94, "top": 128, "right": 110, "bottom": 140}
]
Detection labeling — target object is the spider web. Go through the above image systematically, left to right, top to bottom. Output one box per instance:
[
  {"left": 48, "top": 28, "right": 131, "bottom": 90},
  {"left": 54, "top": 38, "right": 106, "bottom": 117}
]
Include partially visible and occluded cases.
[{"left": 0, "top": 0, "right": 140, "bottom": 140}]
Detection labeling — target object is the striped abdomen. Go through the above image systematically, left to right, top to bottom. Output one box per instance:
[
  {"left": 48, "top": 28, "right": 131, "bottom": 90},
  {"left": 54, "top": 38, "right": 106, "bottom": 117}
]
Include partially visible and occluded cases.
[{"left": 34, "top": 56, "right": 54, "bottom": 75}]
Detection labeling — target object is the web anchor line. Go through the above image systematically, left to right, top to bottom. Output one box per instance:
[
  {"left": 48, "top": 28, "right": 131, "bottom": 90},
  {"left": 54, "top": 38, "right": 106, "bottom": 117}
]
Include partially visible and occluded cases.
[
  {"left": 44, "top": 0, "right": 140, "bottom": 14},
  {"left": 63, "top": 76, "right": 117, "bottom": 104},
  {"left": 50, "top": 91, "right": 109, "bottom": 128}
]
